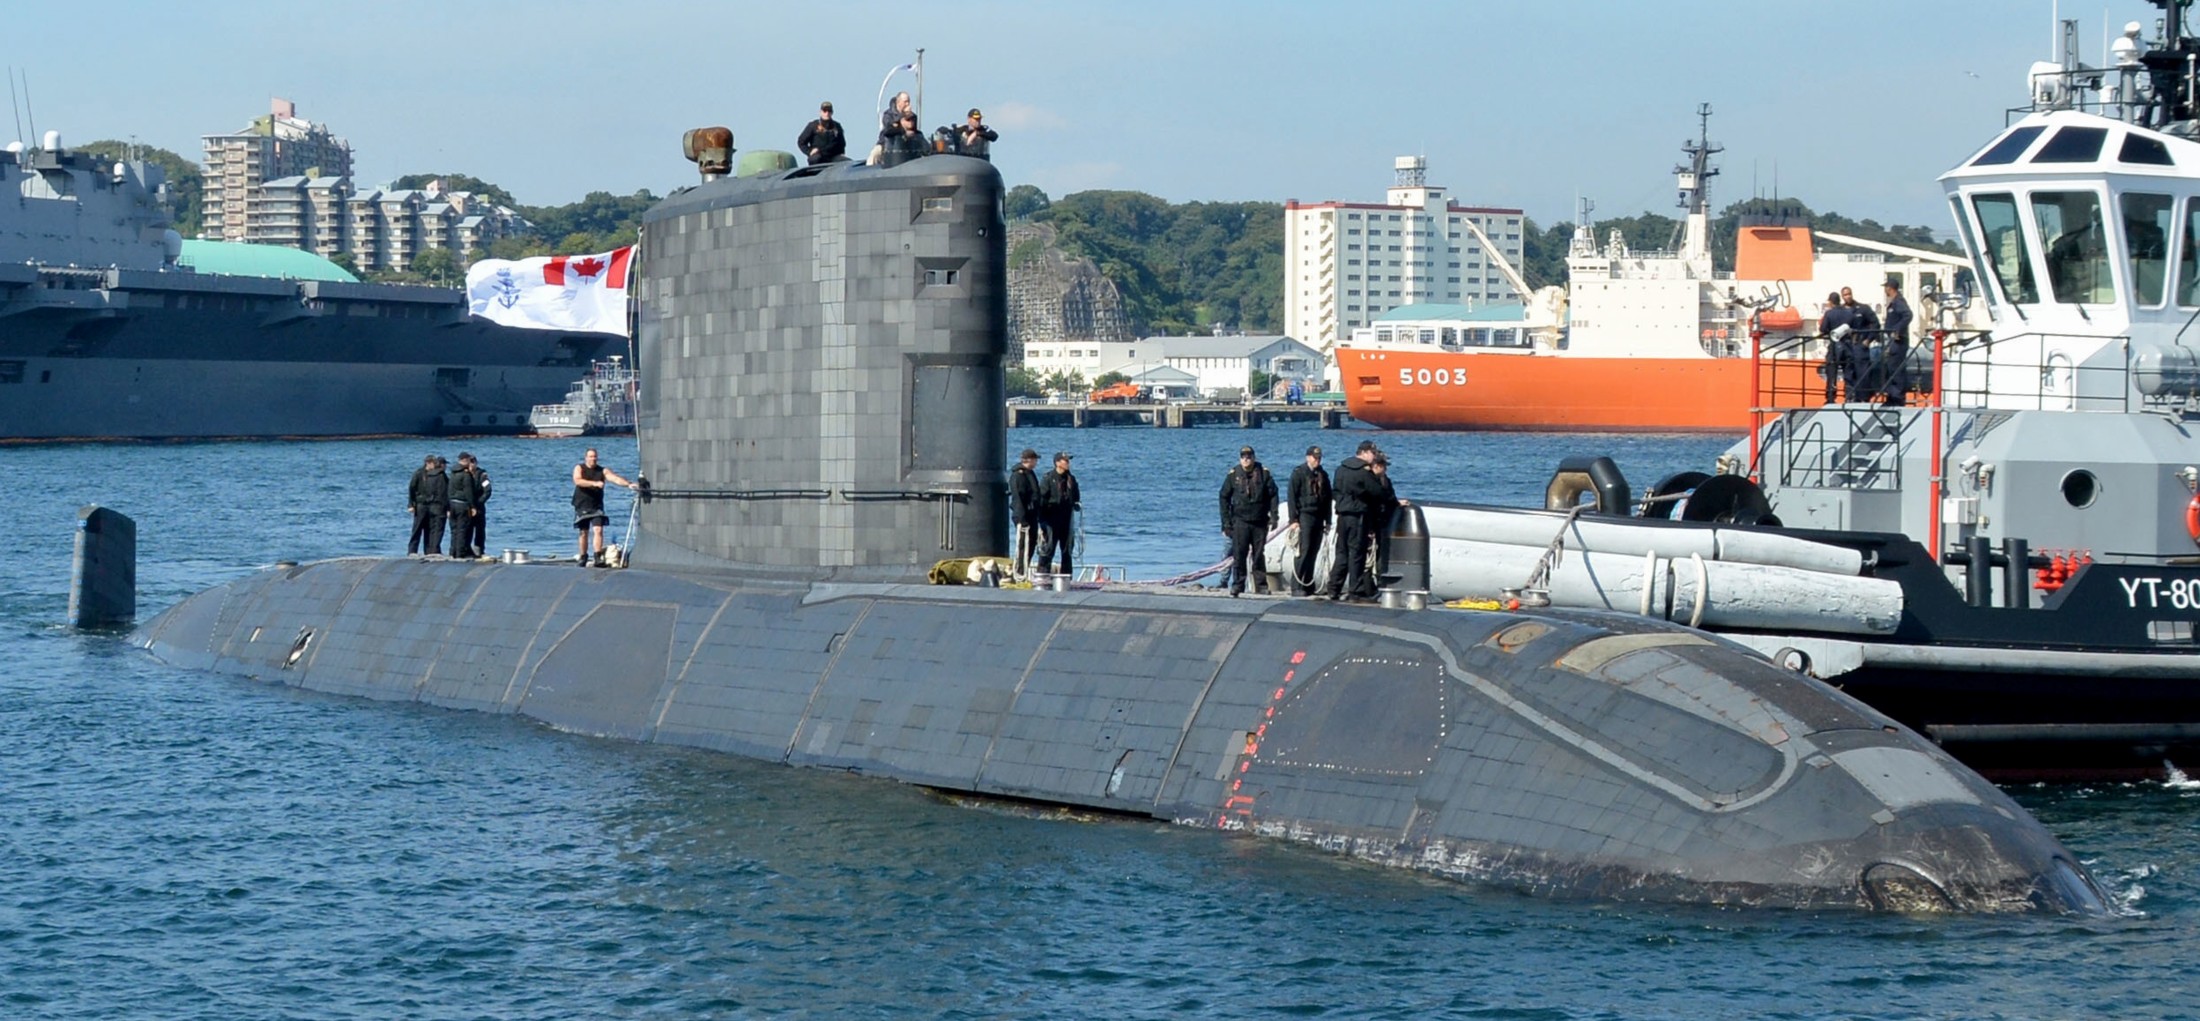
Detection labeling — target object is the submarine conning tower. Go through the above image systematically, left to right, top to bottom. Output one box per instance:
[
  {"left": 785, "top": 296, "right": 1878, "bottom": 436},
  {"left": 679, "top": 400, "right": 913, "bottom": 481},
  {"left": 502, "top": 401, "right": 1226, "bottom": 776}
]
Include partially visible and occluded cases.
[{"left": 631, "top": 151, "right": 1007, "bottom": 578}]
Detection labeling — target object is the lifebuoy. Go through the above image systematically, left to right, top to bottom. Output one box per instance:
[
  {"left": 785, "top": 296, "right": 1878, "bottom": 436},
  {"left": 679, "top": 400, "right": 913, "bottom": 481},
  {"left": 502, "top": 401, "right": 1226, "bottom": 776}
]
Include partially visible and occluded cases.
[{"left": 2186, "top": 495, "right": 2200, "bottom": 546}]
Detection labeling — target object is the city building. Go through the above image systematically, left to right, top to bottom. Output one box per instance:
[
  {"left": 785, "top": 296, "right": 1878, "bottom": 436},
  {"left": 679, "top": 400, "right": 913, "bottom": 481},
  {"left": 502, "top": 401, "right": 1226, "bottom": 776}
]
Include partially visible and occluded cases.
[
  {"left": 202, "top": 98, "right": 353, "bottom": 244},
  {"left": 200, "top": 100, "right": 527, "bottom": 274},
  {"left": 1284, "top": 156, "right": 1526, "bottom": 352},
  {"left": 1021, "top": 332, "right": 1324, "bottom": 399},
  {"left": 1154, "top": 334, "right": 1325, "bottom": 398}
]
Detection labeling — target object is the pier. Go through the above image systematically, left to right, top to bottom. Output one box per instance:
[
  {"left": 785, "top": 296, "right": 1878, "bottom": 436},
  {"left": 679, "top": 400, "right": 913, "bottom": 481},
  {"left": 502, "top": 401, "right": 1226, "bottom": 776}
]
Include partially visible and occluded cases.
[{"left": 1006, "top": 401, "right": 1352, "bottom": 429}]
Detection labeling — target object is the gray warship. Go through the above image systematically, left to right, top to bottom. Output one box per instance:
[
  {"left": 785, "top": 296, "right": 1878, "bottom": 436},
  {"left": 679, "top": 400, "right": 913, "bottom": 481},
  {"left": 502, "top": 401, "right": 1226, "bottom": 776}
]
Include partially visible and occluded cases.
[
  {"left": 0, "top": 132, "right": 619, "bottom": 440},
  {"left": 131, "top": 137, "right": 2108, "bottom": 913}
]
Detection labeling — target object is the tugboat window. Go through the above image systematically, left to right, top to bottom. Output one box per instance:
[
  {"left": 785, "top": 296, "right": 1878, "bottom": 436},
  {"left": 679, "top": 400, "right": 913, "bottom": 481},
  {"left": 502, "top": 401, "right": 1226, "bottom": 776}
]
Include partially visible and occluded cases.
[
  {"left": 1968, "top": 126, "right": 2046, "bottom": 166},
  {"left": 2031, "top": 126, "right": 2110, "bottom": 163},
  {"left": 2119, "top": 133, "right": 2176, "bottom": 166},
  {"left": 2029, "top": 191, "right": 2113, "bottom": 303},
  {"left": 2121, "top": 192, "right": 2173, "bottom": 306},
  {"left": 1971, "top": 194, "right": 2039, "bottom": 304},
  {"left": 1949, "top": 198, "right": 1994, "bottom": 307},
  {"left": 2182, "top": 199, "right": 2200, "bottom": 306},
  {"left": 2061, "top": 468, "right": 2099, "bottom": 508}
]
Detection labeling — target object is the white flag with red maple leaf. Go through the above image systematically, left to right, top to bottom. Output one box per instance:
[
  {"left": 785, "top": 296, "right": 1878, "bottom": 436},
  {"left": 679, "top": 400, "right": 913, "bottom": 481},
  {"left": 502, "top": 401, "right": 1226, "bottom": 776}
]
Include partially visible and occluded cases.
[{"left": 465, "top": 246, "right": 633, "bottom": 334}]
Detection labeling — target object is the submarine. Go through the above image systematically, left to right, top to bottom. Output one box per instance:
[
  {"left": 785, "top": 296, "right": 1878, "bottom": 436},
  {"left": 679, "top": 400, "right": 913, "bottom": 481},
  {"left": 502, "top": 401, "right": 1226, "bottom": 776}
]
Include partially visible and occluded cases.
[{"left": 132, "top": 136, "right": 2109, "bottom": 913}]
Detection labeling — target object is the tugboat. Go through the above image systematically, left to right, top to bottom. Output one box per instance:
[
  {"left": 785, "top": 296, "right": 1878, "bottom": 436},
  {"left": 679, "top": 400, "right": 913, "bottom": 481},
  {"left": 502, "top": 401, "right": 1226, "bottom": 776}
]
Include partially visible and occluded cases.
[
  {"left": 1372, "top": 6, "right": 2200, "bottom": 781},
  {"left": 528, "top": 355, "right": 638, "bottom": 437}
]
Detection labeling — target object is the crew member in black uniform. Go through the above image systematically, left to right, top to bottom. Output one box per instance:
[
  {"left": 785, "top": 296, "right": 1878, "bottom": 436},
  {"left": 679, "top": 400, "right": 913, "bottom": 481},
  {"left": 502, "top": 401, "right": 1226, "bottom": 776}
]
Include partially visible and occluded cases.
[
  {"left": 797, "top": 101, "right": 847, "bottom": 165},
  {"left": 957, "top": 108, "right": 998, "bottom": 161},
  {"left": 880, "top": 111, "right": 929, "bottom": 165},
  {"left": 1878, "top": 281, "right": 1913, "bottom": 406},
  {"left": 1842, "top": 286, "right": 1879, "bottom": 401},
  {"left": 1818, "top": 290, "right": 1854, "bottom": 403},
  {"left": 1323, "top": 440, "right": 1382, "bottom": 601},
  {"left": 1219, "top": 445, "right": 1278, "bottom": 597},
  {"left": 1287, "top": 445, "right": 1331, "bottom": 596},
  {"left": 572, "top": 447, "right": 638, "bottom": 566},
  {"left": 1009, "top": 448, "right": 1042, "bottom": 575},
  {"left": 447, "top": 451, "right": 482, "bottom": 559},
  {"left": 1035, "top": 451, "right": 1080, "bottom": 577},
  {"left": 1367, "top": 451, "right": 1404, "bottom": 591},
  {"left": 407, "top": 454, "right": 442, "bottom": 555},
  {"left": 465, "top": 454, "right": 492, "bottom": 559}
]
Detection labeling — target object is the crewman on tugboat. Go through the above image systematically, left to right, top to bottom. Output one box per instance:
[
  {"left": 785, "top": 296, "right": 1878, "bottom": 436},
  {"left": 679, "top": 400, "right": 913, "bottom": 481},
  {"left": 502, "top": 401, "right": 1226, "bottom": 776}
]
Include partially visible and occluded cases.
[
  {"left": 1878, "top": 281, "right": 1913, "bottom": 406},
  {"left": 1818, "top": 290, "right": 1854, "bottom": 403}
]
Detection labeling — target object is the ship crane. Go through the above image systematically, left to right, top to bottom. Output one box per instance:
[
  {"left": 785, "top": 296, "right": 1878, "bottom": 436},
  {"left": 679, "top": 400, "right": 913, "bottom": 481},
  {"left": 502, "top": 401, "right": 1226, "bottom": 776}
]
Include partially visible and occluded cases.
[{"left": 1454, "top": 215, "right": 1567, "bottom": 346}]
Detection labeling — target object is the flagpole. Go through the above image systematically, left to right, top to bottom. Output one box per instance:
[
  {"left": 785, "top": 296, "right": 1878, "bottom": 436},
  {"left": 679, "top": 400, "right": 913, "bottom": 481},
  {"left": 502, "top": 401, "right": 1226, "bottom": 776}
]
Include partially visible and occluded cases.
[{"left": 914, "top": 48, "right": 924, "bottom": 125}]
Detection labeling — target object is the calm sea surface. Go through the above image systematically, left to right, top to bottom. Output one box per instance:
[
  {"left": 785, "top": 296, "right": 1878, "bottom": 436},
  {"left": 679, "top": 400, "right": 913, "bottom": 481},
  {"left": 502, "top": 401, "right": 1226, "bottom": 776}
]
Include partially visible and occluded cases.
[{"left": 4, "top": 424, "right": 2196, "bottom": 1019}]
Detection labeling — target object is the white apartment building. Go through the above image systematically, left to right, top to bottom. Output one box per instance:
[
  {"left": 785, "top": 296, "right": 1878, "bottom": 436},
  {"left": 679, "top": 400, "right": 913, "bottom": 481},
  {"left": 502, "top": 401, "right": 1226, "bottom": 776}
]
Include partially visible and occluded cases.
[
  {"left": 202, "top": 99, "right": 353, "bottom": 243},
  {"left": 203, "top": 101, "right": 524, "bottom": 273},
  {"left": 1284, "top": 156, "right": 1525, "bottom": 351}
]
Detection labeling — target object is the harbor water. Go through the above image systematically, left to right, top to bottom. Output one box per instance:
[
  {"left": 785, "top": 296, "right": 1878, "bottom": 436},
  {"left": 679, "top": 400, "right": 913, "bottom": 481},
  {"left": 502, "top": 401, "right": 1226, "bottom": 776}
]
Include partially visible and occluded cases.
[{"left": 6, "top": 425, "right": 2197, "bottom": 1019}]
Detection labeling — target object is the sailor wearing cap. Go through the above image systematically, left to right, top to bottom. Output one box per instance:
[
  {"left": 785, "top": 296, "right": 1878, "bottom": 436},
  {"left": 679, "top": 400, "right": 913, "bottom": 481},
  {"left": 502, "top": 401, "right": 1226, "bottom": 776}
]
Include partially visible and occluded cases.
[
  {"left": 798, "top": 101, "right": 847, "bottom": 165},
  {"left": 958, "top": 108, "right": 998, "bottom": 160},
  {"left": 1323, "top": 440, "right": 1385, "bottom": 601},
  {"left": 1219, "top": 445, "right": 1278, "bottom": 597},
  {"left": 1287, "top": 445, "right": 1332, "bottom": 596},
  {"left": 1009, "top": 448, "right": 1042, "bottom": 576},
  {"left": 1035, "top": 451, "right": 1080, "bottom": 577}
]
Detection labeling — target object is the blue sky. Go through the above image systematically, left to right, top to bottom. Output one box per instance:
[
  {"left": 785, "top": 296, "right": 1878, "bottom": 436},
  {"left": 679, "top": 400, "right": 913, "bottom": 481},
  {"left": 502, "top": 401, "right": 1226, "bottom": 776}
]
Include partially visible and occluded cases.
[{"left": 8, "top": 0, "right": 2136, "bottom": 233}]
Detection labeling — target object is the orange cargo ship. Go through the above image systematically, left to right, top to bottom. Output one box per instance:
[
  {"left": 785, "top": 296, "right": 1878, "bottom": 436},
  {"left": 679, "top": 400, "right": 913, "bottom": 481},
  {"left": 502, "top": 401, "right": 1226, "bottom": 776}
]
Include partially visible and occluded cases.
[{"left": 1335, "top": 114, "right": 1964, "bottom": 433}]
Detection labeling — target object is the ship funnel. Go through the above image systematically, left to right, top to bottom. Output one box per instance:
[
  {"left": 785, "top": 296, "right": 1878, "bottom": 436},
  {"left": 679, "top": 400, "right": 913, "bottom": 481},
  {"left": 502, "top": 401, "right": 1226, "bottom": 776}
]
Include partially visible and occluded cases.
[{"left": 682, "top": 127, "right": 735, "bottom": 182}]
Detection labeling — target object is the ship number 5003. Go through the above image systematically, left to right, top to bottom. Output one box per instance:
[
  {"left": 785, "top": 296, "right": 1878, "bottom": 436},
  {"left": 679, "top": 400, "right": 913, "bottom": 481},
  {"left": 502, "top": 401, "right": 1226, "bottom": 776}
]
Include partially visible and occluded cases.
[{"left": 1399, "top": 368, "right": 1468, "bottom": 386}]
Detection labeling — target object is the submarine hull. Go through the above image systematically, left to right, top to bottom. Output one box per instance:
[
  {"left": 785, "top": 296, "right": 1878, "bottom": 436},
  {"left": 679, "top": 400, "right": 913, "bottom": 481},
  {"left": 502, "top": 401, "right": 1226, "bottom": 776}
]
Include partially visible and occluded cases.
[{"left": 135, "top": 557, "right": 2105, "bottom": 913}]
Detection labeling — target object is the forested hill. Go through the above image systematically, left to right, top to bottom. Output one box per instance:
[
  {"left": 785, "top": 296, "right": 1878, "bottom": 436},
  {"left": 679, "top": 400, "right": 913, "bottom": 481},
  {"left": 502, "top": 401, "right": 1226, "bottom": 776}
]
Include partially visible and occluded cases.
[{"left": 1006, "top": 185, "right": 1285, "bottom": 336}]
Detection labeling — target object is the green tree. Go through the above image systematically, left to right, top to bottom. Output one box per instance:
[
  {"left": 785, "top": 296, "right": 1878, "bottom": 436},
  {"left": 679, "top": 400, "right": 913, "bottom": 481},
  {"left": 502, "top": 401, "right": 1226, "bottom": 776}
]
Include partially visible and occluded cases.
[
  {"left": 77, "top": 139, "right": 203, "bottom": 237},
  {"left": 389, "top": 173, "right": 521, "bottom": 210},
  {"left": 1004, "top": 184, "right": 1051, "bottom": 222},
  {"left": 409, "top": 247, "right": 460, "bottom": 286},
  {"left": 328, "top": 252, "right": 360, "bottom": 277},
  {"left": 1005, "top": 365, "right": 1046, "bottom": 398},
  {"left": 1041, "top": 368, "right": 1087, "bottom": 397},
  {"left": 1249, "top": 369, "right": 1275, "bottom": 399},
  {"left": 1091, "top": 370, "right": 1129, "bottom": 388}
]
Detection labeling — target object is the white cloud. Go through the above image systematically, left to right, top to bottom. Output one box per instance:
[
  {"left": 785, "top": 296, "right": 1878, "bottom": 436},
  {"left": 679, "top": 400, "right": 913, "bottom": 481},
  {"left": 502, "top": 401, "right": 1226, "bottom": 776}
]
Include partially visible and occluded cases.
[{"left": 985, "top": 101, "right": 1066, "bottom": 132}]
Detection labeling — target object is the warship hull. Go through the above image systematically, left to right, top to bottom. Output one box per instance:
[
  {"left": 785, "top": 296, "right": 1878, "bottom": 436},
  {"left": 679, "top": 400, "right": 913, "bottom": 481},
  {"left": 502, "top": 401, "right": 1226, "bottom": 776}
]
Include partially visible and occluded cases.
[{"left": 0, "top": 286, "right": 615, "bottom": 440}]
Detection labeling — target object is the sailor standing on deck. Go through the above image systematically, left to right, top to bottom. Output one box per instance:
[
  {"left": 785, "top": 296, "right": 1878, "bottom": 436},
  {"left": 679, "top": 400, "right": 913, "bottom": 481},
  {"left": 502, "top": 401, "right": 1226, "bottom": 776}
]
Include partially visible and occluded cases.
[
  {"left": 1878, "top": 281, "right": 1913, "bottom": 406},
  {"left": 1818, "top": 290, "right": 1854, "bottom": 403},
  {"left": 1323, "top": 441, "right": 1382, "bottom": 601},
  {"left": 1287, "top": 445, "right": 1331, "bottom": 596},
  {"left": 1219, "top": 446, "right": 1278, "bottom": 597},
  {"left": 572, "top": 447, "right": 638, "bottom": 566},
  {"left": 1009, "top": 448, "right": 1041, "bottom": 577},
  {"left": 447, "top": 451, "right": 482, "bottom": 559},
  {"left": 1034, "top": 451, "right": 1080, "bottom": 577},
  {"left": 406, "top": 454, "right": 440, "bottom": 555},
  {"left": 466, "top": 455, "right": 492, "bottom": 559},
  {"left": 412, "top": 456, "right": 450, "bottom": 557}
]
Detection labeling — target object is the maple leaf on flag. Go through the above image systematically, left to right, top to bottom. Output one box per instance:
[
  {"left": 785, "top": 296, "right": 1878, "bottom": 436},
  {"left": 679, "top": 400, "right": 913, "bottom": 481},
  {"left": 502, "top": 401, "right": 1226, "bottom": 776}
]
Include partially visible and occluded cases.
[{"left": 571, "top": 257, "right": 606, "bottom": 279}]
